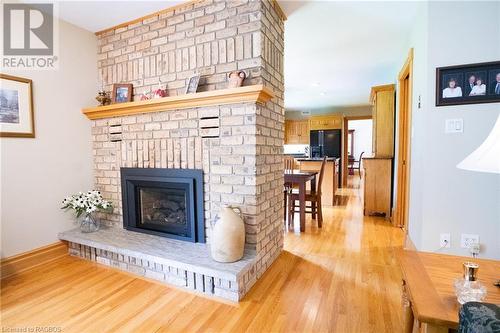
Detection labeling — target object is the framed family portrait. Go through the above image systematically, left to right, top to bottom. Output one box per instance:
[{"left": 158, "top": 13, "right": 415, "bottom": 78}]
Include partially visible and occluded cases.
[
  {"left": 436, "top": 61, "right": 500, "bottom": 106},
  {"left": 0, "top": 74, "right": 35, "bottom": 138},
  {"left": 185, "top": 74, "right": 200, "bottom": 94},
  {"left": 111, "top": 84, "right": 133, "bottom": 103}
]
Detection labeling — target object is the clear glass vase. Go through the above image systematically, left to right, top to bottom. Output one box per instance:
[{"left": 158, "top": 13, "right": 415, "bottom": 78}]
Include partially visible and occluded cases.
[
  {"left": 80, "top": 213, "right": 100, "bottom": 233},
  {"left": 454, "top": 278, "right": 487, "bottom": 304}
]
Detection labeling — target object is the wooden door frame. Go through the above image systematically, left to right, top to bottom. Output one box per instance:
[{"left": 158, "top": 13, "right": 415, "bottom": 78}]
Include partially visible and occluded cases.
[
  {"left": 394, "top": 48, "right": 414, "bottom": 230},
  {"left": 342, "top": 115, "right": 372, "bottom": 186}
]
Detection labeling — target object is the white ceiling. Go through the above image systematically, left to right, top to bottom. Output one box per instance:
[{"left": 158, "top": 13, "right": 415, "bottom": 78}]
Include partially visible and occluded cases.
[
  {"left": 47, "top": 0, "right": 420, "bottom": 110},
  {"left": 54, "top": 1, "right": 184, "bottom": 33},
  {"left": 282, "top": 1, "right": 420, "bottom": 110}
]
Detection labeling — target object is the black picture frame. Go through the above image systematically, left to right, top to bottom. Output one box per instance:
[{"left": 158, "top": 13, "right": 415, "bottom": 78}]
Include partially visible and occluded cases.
[{"left": 436, "top": 61, "right": 500, "bottom": 107}]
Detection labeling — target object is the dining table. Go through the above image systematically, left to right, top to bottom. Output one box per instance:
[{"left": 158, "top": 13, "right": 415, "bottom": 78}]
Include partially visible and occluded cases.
[{"left": 284, "top": 170, "right": 318, "bottom": 232}]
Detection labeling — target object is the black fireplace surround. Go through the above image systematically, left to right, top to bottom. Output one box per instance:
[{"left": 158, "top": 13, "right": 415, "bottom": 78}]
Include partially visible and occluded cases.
[{"left": 121, "top": 168, "right": 205, "bottom": 243}]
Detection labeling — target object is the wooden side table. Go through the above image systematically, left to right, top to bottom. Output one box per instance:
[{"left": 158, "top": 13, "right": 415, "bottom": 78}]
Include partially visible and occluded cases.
[{"left": 398, "top": 250, "right": 500, "bottom": 333}]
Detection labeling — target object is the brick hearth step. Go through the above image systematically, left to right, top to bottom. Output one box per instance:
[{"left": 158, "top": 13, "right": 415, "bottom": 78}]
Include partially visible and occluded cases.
[{"left": 59, "top": 227, "right": 257, "bottom": 302}]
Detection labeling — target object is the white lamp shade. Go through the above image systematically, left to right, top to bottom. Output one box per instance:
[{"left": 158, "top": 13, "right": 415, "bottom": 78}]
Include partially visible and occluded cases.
[{"left": 457, "top": 114, "right": 500, "bottom": 174}]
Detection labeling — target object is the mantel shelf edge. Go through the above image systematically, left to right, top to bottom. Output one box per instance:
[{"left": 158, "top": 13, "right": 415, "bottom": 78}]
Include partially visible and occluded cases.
[{"left": 82, "top": 85, "right": 274, "bottom": 120}]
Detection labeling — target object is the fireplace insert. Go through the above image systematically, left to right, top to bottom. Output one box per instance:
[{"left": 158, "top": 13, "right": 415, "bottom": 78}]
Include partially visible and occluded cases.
[{"left": 121, "top": 168, "right": 205, "bottom": 243}]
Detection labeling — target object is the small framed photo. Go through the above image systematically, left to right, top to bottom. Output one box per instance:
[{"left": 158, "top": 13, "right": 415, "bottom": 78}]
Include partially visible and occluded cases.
[
  {"left": 436, "top": 61, "right": 500, "bottom": 106},
  {"left": 0, "top": 74, "right": 35, "bottom": 138},
  {"left": 185, "top": 74, "right": 200, "bottom": 94},
  {"left": 111, "top": 84, "right": 133, "bottom": 103}
]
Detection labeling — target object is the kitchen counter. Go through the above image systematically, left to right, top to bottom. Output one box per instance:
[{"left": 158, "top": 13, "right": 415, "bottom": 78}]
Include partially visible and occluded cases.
[
  {"left": 362, "top": 153, "right": 392, "bottom": 160},
  {"left": 284, "top": 154, "right": 309, "bottom": 159},
  {"left": 295, "top": 157, "right": 337, "bottom": 161},
  {"left": 297, "top": 158, "right": 340, "bottom": 206}
]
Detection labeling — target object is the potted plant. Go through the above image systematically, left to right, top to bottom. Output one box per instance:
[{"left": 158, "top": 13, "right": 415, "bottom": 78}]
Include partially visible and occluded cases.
[{"left": 61, "top": 190, "right": 112, "bottom": 233}]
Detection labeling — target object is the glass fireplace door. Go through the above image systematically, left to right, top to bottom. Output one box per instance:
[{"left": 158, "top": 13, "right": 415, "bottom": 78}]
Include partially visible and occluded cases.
[{"left": 138, "top": 186, "right": 189, "bottom": 237}]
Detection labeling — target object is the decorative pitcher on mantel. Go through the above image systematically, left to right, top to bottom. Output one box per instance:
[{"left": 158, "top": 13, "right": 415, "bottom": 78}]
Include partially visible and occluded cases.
[
  {"left": 227, "top": 70, "right": 246, "bottom": 89},
  {"left": 210, "top": 205, "right": 245, "bottom": 263}
]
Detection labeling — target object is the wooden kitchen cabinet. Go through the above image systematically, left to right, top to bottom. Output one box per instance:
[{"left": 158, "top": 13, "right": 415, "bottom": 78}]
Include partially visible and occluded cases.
[
  {"left": 363, "top": 84, "right": 395, "bottom": 219},
  {"left": 370, "top": 84, "right": 395, "bottom": 157},
  {"left": 309, "top": 115, "right": 342, "bottom": 130},
  {"left": 284, "top": 120, "right": 309, "bottom": 144},
  {"left": 363, "top": 157, "right": 391, "bottom": 217}
]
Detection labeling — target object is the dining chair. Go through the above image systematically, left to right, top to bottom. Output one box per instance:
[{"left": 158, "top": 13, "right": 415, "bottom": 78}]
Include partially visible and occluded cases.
[
  {"left": 352, "top": 151, "right": 365, "bottom": 178},
  {"left": 348, "top": 155, "right": 355, "bottom": 175},
  {"left": 283, "top": 156, "right": 295, "bottom": 223},
  {"left": 284, "top": 156, "right": 295, "bottom": 172},
  {"left": 288, "top": 156, "right": 327, "bottom": 228}
]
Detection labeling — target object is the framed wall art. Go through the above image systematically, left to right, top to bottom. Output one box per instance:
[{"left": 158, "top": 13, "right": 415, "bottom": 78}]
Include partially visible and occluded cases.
[
  {"left": 436, "top": 61, "right": 500, "bottom": 106},
  {"left": 0, "top": 74, "right": 35, "bottom": 138}
]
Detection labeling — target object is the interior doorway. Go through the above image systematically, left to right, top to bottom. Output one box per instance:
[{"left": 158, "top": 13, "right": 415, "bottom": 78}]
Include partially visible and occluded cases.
[
  {"left": 394, "top": 49, "right": 414, "bottom": 231},
  {"left": 342, "top": 116, "right": 372, "bottom": 186}
]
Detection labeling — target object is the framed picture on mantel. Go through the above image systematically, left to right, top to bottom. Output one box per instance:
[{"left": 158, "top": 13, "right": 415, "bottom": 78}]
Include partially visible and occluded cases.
[
  {"left": 436, "top": 60, "right": 500, "bottom": 106},
  {"left": 0, "top": 74, "right": 35, "bottom": 138},
  {"left": 185, "top": 74, "right": 200, "bottom": 94},
  {"left": 111, "top": 83, "right": 133, "bottom": 103}
]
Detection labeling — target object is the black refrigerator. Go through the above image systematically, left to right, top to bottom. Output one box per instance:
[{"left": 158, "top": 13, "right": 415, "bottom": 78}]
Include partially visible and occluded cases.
[{"left": 309, "top": 129, "right": 341, "bottom": 158}]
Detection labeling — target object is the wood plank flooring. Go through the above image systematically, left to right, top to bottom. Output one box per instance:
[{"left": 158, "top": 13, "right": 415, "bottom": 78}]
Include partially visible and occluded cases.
[{"left": 1, "top": 177, "right": 404, "bottom": 332}]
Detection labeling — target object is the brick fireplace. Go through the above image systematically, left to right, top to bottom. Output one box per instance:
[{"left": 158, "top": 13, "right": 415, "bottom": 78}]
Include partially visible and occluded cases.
[{"left": 60, "top": 0, "right": 285, "bottom": 301}]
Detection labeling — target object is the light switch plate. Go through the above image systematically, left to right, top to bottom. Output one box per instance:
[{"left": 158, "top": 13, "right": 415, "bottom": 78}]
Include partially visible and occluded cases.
[{"left": 445, "top": 118, "right": 463, "bottom": 133}]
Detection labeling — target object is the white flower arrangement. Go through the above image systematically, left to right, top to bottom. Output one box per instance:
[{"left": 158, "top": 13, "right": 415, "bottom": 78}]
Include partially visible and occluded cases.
[{"left": 61, "top": 190, "right": 112, "bottom": 218}]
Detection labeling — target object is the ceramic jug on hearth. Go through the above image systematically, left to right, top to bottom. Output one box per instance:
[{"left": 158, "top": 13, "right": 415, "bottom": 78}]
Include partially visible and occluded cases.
[{"left": 210, "top": 205, "right": 245, "bottom": 263}]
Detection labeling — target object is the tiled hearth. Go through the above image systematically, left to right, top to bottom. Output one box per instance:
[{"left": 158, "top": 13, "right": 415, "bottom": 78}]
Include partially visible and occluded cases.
[
  {"left": 61, "top": 0, "right": 285, "bottom": 302},
  {"left": 59, "top": 227, "right": 256, "bottom": 301}
]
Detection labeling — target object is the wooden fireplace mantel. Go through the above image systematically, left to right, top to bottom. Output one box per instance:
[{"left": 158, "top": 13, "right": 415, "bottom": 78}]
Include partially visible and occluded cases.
[{"left": 82, "top": 85, "right": 274, "bottom": 120}]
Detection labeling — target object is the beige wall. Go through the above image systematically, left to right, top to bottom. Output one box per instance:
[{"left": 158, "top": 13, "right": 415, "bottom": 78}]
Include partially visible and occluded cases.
[
  {"left": 405, "top": 1, "right": 500, "bottom": 259},
  {"left": 0, "top": 20, "right": 97, "bottom": 258}
]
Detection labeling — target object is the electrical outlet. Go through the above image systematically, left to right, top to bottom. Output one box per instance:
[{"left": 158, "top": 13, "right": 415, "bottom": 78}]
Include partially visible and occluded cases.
[
  {"left": 440, "top": 233, "right": 451, "bottom": 248},
  {"left": 461, "top": 234, "right": 479, "bottom": 248}
]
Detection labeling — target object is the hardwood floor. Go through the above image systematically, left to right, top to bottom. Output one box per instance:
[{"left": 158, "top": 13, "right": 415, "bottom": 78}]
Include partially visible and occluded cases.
[{"left": 1, "top": 177, "right": 404, "bottom": 332}]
